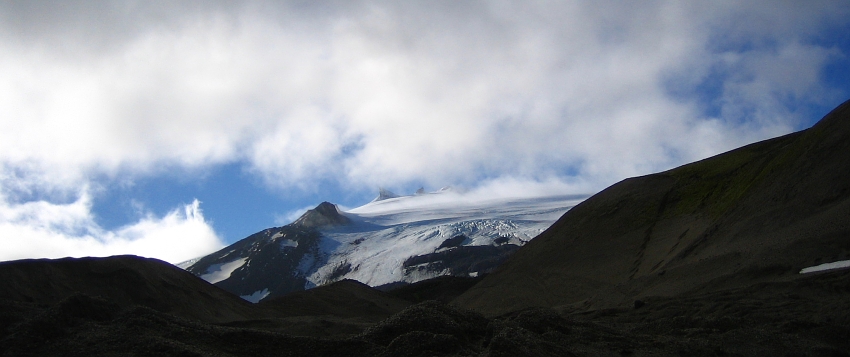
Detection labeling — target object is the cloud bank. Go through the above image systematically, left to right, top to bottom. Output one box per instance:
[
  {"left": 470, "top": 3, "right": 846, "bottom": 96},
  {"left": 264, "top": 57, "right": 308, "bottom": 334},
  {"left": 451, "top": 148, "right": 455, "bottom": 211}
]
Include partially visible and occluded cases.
[
  {"left": 0, "top": 1, "right": 847, "bottom": 261},
  {"left": 0, "top": 190, "right": 223, "bottom": 264}
]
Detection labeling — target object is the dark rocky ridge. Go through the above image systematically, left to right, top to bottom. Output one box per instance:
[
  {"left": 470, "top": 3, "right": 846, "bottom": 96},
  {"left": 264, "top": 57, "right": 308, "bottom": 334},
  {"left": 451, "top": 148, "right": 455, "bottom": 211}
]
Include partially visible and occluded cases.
[
  {"left": 375, "top": 187, "right": 400, "bottom": 201},
  {"left": 291, "top": 201, "right": 351, "bottom": 229},
  {"left": 183, "top": 202, "right": 352, "bottom": 301},
  {"left": 184, "top": 225, "right": 324, "bottom": 301},
  {"left": 402, "top": 244, "right": 520, "bottom": 278}
]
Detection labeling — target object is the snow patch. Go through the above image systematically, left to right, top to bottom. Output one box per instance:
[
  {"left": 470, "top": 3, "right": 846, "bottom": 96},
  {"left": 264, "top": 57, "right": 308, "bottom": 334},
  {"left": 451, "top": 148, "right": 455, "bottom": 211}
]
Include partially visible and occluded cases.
[
  {"left": 279, "top": 239, "right": 298, "bottom": 249},
  {"left": 297, "top": 251, "right": 318, "bottom": 277},
  {"left": 175, "top": 256, "right": 202, "bottom": 270},
  {"left": 200, "top": 257, "right": 248, "bottom": 284},
  {"left": 800, "top": 259, "right": 850, "bottom": 274},
  {"left": 240, "top": 288, "right": 270, "bottom": 303}
]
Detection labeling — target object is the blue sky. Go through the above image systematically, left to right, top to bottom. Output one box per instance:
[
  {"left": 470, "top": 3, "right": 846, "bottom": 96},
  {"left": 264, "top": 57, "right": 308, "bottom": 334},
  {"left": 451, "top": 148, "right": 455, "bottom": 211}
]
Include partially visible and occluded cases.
[{"left": 1, "top": 1, "right": 849, "bottom": 263}]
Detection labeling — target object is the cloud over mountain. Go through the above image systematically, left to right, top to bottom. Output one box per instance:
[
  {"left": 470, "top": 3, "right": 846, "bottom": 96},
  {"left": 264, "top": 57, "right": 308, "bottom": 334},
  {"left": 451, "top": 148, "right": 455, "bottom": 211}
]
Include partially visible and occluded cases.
[{"left": 0, "top": 1, "right": 847, "bottom": 261}]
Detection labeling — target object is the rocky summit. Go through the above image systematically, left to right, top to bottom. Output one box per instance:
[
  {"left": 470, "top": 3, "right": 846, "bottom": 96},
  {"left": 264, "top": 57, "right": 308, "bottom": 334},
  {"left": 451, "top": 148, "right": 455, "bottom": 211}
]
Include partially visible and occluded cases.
[{"left": 291, "top": 201, "right": 352, "bottom": 229}]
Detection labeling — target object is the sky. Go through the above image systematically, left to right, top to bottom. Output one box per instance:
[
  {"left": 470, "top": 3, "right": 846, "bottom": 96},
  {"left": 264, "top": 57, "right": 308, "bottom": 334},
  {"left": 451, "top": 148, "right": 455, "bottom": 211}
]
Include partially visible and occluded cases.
[{"left": 1, "top": 1, "right": 849, "bottom": 264}]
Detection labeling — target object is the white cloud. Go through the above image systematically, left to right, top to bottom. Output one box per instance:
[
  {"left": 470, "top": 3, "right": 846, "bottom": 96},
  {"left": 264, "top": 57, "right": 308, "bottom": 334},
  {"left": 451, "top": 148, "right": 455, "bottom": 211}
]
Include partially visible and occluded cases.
[
  {"left": 0, "top": 1, "right": 848, "bottom": 260},
  {"left": 0, "top": 1, "right": 845, "bottom": 190},
  {"left": 461, "top": 176, "right": 593, "bottom": 201},
  {"left": 0, "top": 189, "right": 224, "bottom": 264}
]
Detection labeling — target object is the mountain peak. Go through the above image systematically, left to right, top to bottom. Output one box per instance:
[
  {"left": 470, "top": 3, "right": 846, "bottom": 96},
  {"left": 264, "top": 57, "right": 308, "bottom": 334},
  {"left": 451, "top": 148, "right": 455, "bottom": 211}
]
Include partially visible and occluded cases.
[
  {"left": 372, "top": 187, "right": 400, "bottom": 202},
  {"left": 291, "top": 202, "right": 351, "bottom": 229}
]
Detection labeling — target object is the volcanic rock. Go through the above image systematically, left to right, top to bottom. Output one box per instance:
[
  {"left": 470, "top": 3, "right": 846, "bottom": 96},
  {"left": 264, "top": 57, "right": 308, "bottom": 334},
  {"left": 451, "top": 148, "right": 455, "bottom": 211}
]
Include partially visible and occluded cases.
[{"left": 291, "top": 202, "right": 351, "bottom": 229}]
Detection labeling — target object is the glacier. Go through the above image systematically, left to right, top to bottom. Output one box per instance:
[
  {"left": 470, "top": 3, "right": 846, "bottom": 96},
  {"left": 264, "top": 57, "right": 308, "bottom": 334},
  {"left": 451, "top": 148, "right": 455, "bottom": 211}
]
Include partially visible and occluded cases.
[
  {"left": 183, "top": 189, "right": 586, "bottom": 302},
  {"left": 300, "top": 191, "right": 586, "bottom": 288}
]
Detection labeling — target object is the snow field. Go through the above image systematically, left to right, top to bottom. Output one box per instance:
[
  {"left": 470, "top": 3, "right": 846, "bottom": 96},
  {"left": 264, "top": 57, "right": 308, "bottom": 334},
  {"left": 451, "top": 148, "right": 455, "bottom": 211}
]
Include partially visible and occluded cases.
[
  {"left": 301, "top": 193, "right": 585, "bottom": 287},
  {"left": 200, "top": 257, "right": 248, "bottom": 284}
]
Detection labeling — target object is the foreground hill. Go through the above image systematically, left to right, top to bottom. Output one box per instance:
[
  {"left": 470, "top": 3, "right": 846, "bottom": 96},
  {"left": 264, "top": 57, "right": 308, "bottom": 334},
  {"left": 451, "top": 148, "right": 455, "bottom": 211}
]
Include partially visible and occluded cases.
[
  {"left": 455, "top": 99, "right": 850, "bottom": 317},
  {"left": 7, "top": 254, "right": 788, "bottom": 356},
  {"left": 0, "top": 255, "right": 260, "bottom": 324}
]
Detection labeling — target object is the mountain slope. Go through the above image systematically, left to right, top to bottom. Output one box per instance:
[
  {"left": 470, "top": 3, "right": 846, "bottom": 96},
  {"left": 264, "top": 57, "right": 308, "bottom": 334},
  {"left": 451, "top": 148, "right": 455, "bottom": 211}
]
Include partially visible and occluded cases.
[
  {"left": 456, "top": 99, "right": 850, "bottom": 316},
  {"left": 184, "top": 192, "right": 585, "bottom": 301},
  {"left": 0, "top": 255, "right": 261, "bottom": 323},
  {"left": 258, "top": 279, "right": 411, "bottom": 319}
]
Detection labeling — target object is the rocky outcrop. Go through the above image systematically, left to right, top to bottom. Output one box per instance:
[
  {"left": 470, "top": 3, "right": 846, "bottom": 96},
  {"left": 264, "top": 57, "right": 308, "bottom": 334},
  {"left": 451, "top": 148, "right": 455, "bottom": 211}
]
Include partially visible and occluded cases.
[{"left": 291, "top": 202, "right": 351, "bottom": 229}]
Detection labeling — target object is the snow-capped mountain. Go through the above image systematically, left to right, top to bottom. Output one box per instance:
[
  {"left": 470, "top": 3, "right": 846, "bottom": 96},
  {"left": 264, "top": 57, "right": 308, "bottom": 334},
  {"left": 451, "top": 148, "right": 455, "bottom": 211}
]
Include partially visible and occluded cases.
[{"left": 183, "top": 189, "right": 586, "bottom": 302}]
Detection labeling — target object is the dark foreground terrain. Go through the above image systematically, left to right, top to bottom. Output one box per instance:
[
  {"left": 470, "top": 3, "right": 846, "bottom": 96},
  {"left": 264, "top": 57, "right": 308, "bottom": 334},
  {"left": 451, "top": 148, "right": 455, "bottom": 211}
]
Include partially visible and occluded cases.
[
  {"left": 2, "top": 100, "right": 850, "bottom": 356},
  {"left": 0, "top": 258, "right": 848, "bottom": 356}
]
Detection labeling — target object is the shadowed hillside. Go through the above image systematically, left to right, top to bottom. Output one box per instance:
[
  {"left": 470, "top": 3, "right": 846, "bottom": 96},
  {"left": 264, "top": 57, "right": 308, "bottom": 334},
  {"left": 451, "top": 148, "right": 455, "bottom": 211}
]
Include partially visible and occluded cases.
[
  {"left": 455, "top": 99, "right": 850, "bottom": 317},
  {"left": 0, "top": 255, "right": 261, "bottom": 323}
]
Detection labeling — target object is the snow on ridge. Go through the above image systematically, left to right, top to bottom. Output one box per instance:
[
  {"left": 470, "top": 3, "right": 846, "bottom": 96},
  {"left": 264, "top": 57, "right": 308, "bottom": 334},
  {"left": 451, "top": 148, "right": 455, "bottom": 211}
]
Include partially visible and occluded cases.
[
  {"left": 352, "top": 187, "right": 467, "bottom": 213},
  {"left": 371, "top": 187, "right": 401, "bottom": 202},
  {"left": 349, "top": 190, "right": 585, "bottom": 216},
  {"left": 302, "top": 193, "right": 585, "bottom": 287},
  {"left": 346, "top": 194, "right": 586, "bottom": 228},
  {"left": 279, "top": 239, "right": 298, "bottom": 249},
  {"left": 175, "top": 256, "right": 202, "bottom": 270},
  {"left": 201, "top": 257, "right": 248, "bottom": 284},
  {"left": 800, "top": 259, "right": 850, "bottom": 274},
  {"left": 240, "top": 288, "right": 270, "bottom": 303}
]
